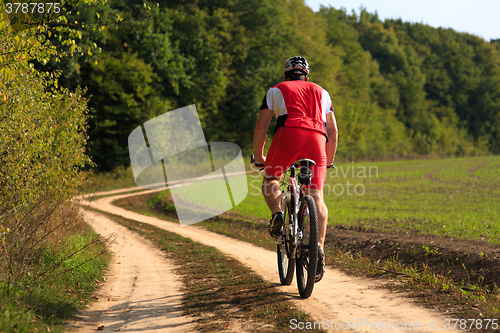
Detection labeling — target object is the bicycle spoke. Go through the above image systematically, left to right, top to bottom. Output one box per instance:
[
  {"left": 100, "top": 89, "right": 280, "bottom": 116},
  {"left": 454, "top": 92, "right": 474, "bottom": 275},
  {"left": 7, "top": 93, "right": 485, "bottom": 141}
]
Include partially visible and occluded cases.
[{"left": 277, "top": 199, "right": 294, "bottom": 285}]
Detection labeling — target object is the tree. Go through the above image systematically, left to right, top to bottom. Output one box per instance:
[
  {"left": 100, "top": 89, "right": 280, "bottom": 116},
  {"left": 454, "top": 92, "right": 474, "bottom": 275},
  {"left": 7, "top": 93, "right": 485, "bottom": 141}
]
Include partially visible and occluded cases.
[{"left": 318, "top": 6, "right": 410, "bottom": 158}]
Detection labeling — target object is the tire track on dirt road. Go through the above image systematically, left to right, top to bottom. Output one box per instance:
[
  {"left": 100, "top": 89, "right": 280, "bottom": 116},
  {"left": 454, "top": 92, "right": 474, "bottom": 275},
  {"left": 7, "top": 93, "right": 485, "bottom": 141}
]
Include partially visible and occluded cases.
[
  {"left": 77, "top": 187, "right": 458, "bottom": 333},
  {"left": 66, "top": 208, "right": 197, "bottom": 333}
]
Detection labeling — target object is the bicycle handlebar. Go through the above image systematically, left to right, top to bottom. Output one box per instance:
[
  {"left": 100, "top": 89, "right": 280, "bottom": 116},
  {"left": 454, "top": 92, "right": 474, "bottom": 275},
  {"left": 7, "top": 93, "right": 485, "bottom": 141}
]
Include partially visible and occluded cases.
[
  {"left": 250, "top": 155, "right": 265, "bottom": 167},
  {"left": 252, "top": 155, "right": 334, "bottom": 170}
]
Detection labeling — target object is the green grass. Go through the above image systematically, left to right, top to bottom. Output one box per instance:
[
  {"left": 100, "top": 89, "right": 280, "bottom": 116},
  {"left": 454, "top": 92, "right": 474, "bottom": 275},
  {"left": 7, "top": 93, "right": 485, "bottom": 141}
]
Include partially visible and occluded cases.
[
  {"left": 236, "top": 156, "right": 500, "bottom": 243},
  {"left": 83, "top": 166, "right": 137, "bottom": 194},
  {"left": 0, "top": 227, "right": 109, "bottom": 332}
]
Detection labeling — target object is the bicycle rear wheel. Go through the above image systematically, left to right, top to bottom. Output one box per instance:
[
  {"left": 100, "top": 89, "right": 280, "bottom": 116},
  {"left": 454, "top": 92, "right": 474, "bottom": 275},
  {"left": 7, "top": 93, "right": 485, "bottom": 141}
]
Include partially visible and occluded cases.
[
  {"left": 296, "top": 195, "right": 318, "bottom": 298},
  {"left": 277, "top": 199, "right": 295, "bottom": 285}
]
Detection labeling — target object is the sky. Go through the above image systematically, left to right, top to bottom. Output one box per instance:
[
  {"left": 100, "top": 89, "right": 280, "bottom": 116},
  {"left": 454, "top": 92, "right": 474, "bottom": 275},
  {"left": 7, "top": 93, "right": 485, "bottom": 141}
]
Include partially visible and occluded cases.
[{"left": 304, "top": 0, "right": 500, "bottom": 42}]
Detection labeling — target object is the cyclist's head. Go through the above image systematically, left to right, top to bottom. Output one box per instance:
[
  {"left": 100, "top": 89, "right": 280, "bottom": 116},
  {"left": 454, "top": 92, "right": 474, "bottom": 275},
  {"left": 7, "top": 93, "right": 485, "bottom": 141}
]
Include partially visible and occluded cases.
[{"left": 283, "top": 56, "right": 309, "bottom": 81}]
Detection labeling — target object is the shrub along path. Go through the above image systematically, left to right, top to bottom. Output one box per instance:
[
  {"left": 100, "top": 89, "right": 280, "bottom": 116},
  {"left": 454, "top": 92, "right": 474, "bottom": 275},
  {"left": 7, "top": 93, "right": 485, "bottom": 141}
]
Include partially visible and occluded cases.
[{"left": 77, "top": 188, "right": 460, "bottom": 333}]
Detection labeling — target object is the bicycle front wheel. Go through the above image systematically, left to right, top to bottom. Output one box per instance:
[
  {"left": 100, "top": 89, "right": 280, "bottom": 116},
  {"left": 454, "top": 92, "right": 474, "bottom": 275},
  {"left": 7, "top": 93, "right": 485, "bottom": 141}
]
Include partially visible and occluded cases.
[
  {"left": 296, "top": 195, "right": 318, "bottom": 298},
  {"left": 277, "top": 199, "right": 295, "bottom": 285}
]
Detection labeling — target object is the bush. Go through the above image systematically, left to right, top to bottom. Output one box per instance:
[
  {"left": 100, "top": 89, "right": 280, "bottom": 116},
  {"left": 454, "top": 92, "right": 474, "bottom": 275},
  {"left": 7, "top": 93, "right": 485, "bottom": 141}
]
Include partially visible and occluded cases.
[
  {"left": 0, "top": 1, "right": 94, "bottom": 291},
  {"left": 0, "top": 3, "right": 109, "bottom": 332}
]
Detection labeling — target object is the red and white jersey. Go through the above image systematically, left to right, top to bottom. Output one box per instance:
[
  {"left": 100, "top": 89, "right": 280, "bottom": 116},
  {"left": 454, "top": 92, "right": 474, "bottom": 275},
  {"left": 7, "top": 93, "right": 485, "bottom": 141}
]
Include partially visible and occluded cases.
[{"left": 260, "top": 80, "right": 334, "bottom": 135}]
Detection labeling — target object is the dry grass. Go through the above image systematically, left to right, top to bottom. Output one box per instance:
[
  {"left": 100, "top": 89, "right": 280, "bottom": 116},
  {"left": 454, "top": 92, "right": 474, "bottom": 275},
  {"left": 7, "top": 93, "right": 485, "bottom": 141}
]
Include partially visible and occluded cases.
[{"left": 0, "top": 201, "right": 110, "bottom": 332}]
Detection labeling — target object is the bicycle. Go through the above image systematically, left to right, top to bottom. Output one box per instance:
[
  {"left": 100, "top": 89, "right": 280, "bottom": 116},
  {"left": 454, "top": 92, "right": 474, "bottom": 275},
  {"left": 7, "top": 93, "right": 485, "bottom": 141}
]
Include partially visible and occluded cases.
[{"left": 251, "top": 155, "right": 325, "bottom": 298}]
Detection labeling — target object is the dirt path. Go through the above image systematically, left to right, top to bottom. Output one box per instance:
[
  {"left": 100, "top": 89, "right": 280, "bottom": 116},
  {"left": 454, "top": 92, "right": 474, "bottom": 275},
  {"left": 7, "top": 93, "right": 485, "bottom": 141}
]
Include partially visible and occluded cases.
[
  {"left": 423, "top": 166, "right": 450, "bottom": 182},
  {"left": 76, "top": 188, "right": 458, "bottom": 333},
  {"left": 66, "top": 208, "right": 197, "bottom": 333}
]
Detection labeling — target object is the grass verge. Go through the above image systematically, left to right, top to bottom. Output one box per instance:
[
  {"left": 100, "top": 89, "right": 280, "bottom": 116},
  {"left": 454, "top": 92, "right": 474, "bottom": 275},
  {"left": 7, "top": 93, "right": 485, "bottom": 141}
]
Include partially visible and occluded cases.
[
  {"left": 81, "top": 188, "right": 149, "bottom": 202},
  {"left": 85, "top": 207, "right": 323, "bottom": 332},
  {"left": 0, "top": 223, "right": 109, "bottom": 333}
]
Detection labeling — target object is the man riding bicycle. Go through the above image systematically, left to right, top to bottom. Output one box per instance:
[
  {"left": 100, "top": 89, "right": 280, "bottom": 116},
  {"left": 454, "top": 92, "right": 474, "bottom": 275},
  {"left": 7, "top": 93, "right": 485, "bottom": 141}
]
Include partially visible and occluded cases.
[{"left": 253, "top": 56, "right": 338, "bottom": 282}]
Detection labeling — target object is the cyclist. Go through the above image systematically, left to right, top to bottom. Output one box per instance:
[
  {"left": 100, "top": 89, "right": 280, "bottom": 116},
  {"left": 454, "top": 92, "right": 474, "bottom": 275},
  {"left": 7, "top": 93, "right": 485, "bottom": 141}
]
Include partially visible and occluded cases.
[{"left": 253, "top": 56, "right": 338, "bottom": 282}]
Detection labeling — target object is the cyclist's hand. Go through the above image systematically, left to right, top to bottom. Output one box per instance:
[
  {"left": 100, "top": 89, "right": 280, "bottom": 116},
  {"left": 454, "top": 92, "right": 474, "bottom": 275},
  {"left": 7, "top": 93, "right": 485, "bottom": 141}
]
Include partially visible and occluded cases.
[
  {"left": 251, "top": 155, "right": 266, "bottom": 168},
  {"left": 253, "top": 155, "right": 266, "bottom": 166}
]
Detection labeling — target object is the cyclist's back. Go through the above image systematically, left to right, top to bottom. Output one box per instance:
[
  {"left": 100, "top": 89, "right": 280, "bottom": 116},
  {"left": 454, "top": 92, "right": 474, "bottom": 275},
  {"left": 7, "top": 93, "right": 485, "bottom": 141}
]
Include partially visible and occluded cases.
[{"left": 266, "top": 80, "right": 331, "bottom": 136}]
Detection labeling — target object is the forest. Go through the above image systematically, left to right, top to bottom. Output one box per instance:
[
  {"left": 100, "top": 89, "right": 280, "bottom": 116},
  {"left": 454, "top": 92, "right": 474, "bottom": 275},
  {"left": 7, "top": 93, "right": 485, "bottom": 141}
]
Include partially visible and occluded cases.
[
  {"left": 3, "top": 0, "right": 500, "bottom": 173},
  {"left": 35, "top": 0, "right": 499, "bottom": 171}
]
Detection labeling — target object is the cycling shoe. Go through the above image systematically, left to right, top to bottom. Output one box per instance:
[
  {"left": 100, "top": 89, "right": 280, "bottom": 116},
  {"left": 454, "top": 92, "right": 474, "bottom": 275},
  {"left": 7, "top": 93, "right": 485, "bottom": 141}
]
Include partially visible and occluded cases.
[
  {"left": 268, "top": 212, "right": 284, "bottom": 237},
  {"left": 315, "top": 246, "right": 325, "bottom": 282}
]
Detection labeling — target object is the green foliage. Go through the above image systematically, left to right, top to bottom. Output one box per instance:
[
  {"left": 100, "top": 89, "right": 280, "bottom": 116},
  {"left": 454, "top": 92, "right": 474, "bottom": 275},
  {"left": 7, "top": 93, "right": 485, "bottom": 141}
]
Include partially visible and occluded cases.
[
  {"left": 0, "top": 0, "right": 104, "bottom": 301},
  {"left": 44, "top": 0, "right": 500, "bottom": 170},
  {"left": 49, "top": 0, "right": 292, "bottom": 170},
  {"left": 0, "top": 2, "right": 111, "bottom": 331},
  {"left": 0, "top": 4, "right": 95, "bottom": 244},
  {"left": 314, "top": 6, "right": 410, "bottom": 158},
  {"left": 375, "top": 18, "right": 500, "bottom": 154},
  {"left": 85, "top": 52, "right": 165, "bottom": 169},
  {"left": 0, "top": 70, "right": 91, "bottom": 211}
]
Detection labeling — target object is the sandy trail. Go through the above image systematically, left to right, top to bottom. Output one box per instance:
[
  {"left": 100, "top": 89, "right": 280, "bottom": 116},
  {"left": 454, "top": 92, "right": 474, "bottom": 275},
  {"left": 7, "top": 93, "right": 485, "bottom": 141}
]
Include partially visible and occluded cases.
[
  {"left": 74, "top": 188, "right": 457, "bottom": 333},
  {"left": 66, "top": 208, "right": 197, "bottom": 333}
]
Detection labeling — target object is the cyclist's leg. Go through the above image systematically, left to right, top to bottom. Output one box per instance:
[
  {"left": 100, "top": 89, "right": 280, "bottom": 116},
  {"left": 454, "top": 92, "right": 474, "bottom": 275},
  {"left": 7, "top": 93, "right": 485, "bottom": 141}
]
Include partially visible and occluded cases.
[
  {"left": 263, "top": 127, "right": 296, "bottom": 214},
  {"left": 263, "top": 128, "right": 296, "bottom": 236},
  {"left": 303, "top": 131, "right": 328, "bottom": 247},
  {"left": 302, "top": 133, "right": 328, "bottom": 282},
  {"left": 262, "top": 174, "right": 281, "bottom": 214},
  {"left": 262, "top": 174, "right": 285, "bottom": 237},
  {"left": 305, "top": 187, "right": 327, "bottom": 282},
  {"left": 304, "top": 188, "right": 327, "bottom": 247}
]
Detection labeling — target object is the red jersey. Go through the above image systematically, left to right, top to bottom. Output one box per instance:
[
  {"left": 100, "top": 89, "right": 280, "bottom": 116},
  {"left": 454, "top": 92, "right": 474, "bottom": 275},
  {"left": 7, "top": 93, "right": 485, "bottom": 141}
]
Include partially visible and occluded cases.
[{"left": 260, "top": 80, "right": 334, "bottom": 135}]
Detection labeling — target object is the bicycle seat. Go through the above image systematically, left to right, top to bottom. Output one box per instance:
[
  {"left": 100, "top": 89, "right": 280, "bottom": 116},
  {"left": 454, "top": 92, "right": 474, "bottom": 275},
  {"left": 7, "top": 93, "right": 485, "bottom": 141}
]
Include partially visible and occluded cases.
[
  {"left": 296, "top": 159, "right": 316, "bottom": 169},
  {"left": 296, "top": 159, "right": 315, "bottom": 185}
]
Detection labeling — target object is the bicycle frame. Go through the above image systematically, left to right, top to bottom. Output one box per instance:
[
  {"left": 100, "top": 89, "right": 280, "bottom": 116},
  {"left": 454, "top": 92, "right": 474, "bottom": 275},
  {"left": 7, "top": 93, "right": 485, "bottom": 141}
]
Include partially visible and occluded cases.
[
  {"left": 249, "top": 155, "right": 315, "bottom": 260},
  {"left": 280, "top": 162, "right": 308, "bottom": 259}
]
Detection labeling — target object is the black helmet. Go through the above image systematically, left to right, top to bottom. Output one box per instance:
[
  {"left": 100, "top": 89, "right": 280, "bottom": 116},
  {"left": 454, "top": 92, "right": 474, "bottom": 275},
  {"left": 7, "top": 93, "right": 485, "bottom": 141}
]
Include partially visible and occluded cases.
[{"left": 283, "top": 56, "right": 309, "bottom": 75}]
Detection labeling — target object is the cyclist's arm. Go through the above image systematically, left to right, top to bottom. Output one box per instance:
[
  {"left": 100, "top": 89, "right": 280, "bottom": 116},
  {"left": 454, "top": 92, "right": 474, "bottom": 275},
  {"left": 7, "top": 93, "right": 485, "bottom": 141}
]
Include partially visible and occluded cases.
[
  {"left": 253, "top": 108, "right": 274, "bottom": 164},
  {"left": 326, "top": 112, "right": 338, "bottom": 165}
]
